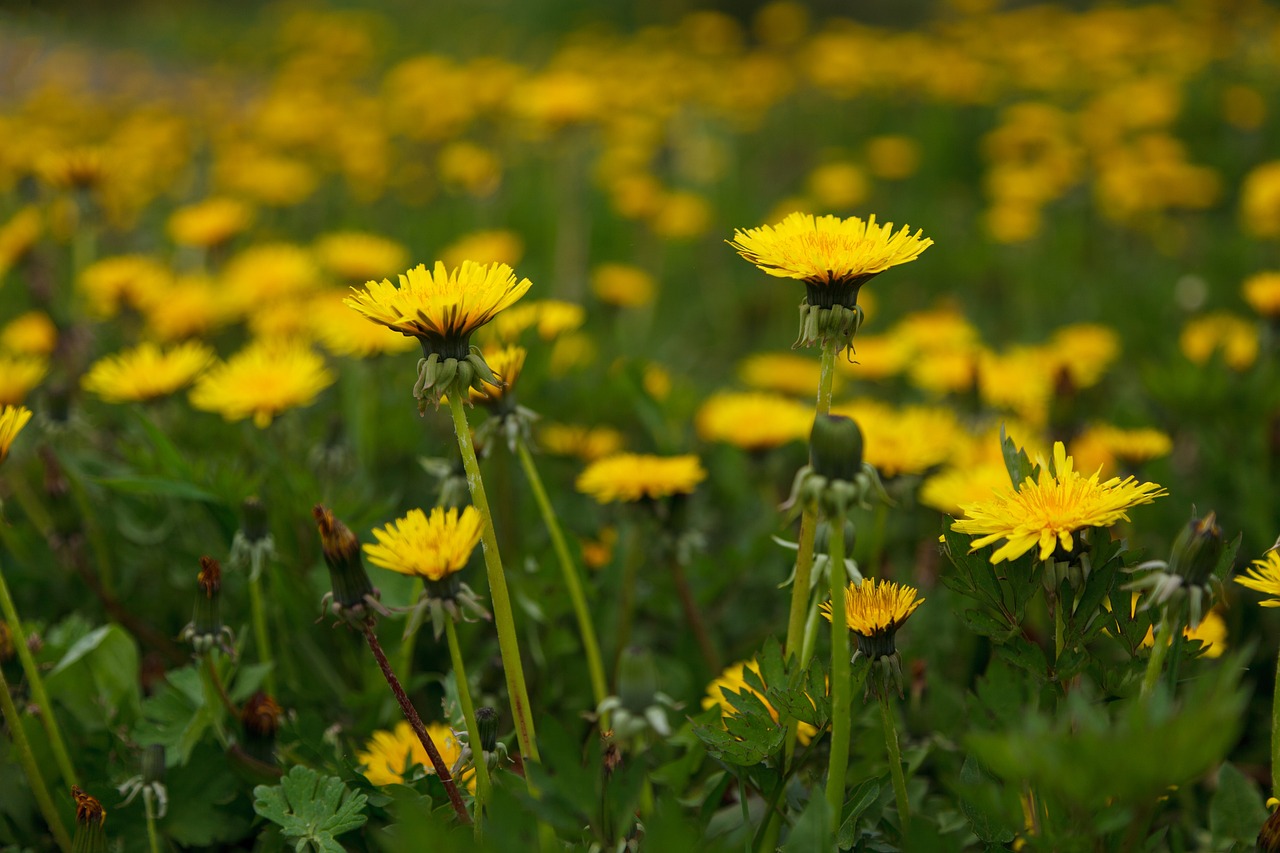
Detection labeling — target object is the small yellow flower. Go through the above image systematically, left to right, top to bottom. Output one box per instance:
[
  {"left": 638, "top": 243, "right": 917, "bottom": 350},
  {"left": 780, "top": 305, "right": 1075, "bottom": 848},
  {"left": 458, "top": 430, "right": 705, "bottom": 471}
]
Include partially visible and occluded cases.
[
  {"left": 866, "top": 135, "right": 921, "bottom": 180},
  {"left": 1241, "top": 160, "right": 1280, "bottom": 238},
  {"left": 806, "top": 162, "right": 868, "bottom": 209},
  {"left": 167, "top": 197, "right": 253, "bottom": 248},
  {"left": 0, "top": 207, "right": 42, "bottom": 274},
  {"left": 730, "top": 211, "right": 932, "bottom": 294},
  {"left": 314, "top": 231, "right": 408, "bottom": 282},
  {"left": 222, "top": 243, "right": 321, "bottom": 313},
  {"left": 79, "top": 255, "right": 170, "bottom": 319},
  {"left": 346, "top": 261, "right": 531, "bottom": 357},
  {"left": 591, "top": 263, "right": 656, "bottom": 308},
  {"left": 1243, "top": 271, "right": 1280, "bottom": 318},
  {"left": 140, "top": 273, "right": 231, "bottom": 341},
  {"left": 486, "top": 299, "right": 584, "bottom": 344},
  {"left": 0, "top": 311, "right": 58, "bottom": 356},
  {"left": 1179, "top": 312, "right": 1258, "bottom": 371},
  {"left": 189, "top": 340, "right": 334, "bottom": 428},
  {"left": 83, "top": 341, "right": 215, "bottom": 404},
  {"left": 738, "top": 352, "right": 834, "bottom": 397},
  {"left": 0, "top": 355, "right": 48, "bottom": 405},
  {"left": 695, "top": 391, "right": 812, "bottom": 451},
  {"left": 833, "top": 400, "right": 964, "bottom": 478},
  {"left": 0, "top": 405, "right": 34, "bottom": 464},
  {"left": 539, "top": 423, "right": 625, "bottom": 461},
  {"left": 1069, "top": 424, "right": 1172, "bottom": 477},
  {"left": 953, "top": 442, "right": 1167, "bottom": 563},
  {"left": 576, "top": 453, "right": 706, "bottom": 503},
  {"left": 919, "top": 462, "right": 1015, "bottom": 517},
  {"left": 364, "top": 506, "right": 482, "bottom": 582},
  {"left": 1235, "top": 550, "right": 1280, "bottom": 607},
  {"left": 821, "top": 578, "right": 924, "bottom": 639},
  {"left": 702, "top": 660, "right": 818, "bottom": 745},
  {"left": 357, "top": 721, "right": 472, "bottom": 789}
]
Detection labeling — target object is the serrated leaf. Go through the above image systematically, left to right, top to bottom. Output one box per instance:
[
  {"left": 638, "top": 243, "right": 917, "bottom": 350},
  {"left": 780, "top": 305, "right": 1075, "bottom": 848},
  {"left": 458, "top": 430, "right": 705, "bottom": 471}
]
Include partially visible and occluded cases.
[
  {"left": 960, "top": 609, "right": 1016, "bottom": 641},
  {"left": 994, "top": 638, "right": 1046, "bottom": 681},
  {"left": 692, "top": 716, "right": 783, "bottom": 767},
  {"left": 254, "top": 766, "right": 368, "bottom": 853}
]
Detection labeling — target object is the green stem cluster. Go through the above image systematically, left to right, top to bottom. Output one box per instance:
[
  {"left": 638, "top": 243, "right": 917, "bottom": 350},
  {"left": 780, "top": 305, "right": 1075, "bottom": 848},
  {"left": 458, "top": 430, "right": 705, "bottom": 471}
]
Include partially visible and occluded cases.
[{"left": 446, "top": 394, "right": 540, "bottom": 763}]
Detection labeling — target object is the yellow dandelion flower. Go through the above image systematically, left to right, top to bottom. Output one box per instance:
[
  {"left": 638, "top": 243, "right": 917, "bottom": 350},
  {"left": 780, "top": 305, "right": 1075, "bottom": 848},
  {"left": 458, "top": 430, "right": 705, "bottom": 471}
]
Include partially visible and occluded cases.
[
  {"left": 866, "top": 135, "right": 921, "bottom": 180},
  {"left": 438, "top": 141, "right": 502, "bottom": 197},
  {"left": 38, "top": 147, "right": 105, "bottom": 191},
  {"left": 1241, "top": 160, "right": 1280, "bottom": 238},
  {"left": 806, "top": 162, "right": 869, "bottom": 210},
  {"left": 651, "top": 190, "right": 712, "bottom": 240},
  {"left": 167, "top": 197, "right": 253, "bottom": 248},
  {"left": 0, "top": 207, "right": 42, "bottom": 274},
  {"left": 729, "top": 212, "right": 932, "bottom": 304},
  {"left": 440, "top": 230, "right": 524, "bottom": 271},
  {"left": 314, "top": 231, "right": 409, "bottom": 282},
  {"left": 222, "top": 243, "right": 321, "bottom": 313},
  {"left": 79, "top": 255, "right": 170, "bottom": 319},
  {"left": 346, "top": 261, "right": 532, "bottom": 358},
  {"left": 591, "top": 263, "right": 656, "bottom": 308},
  {"left": 1243, "top": 271, "right": 1280, "bottom": 318},
  {"left": 140, "top": 273, "right": 232, "bottom": 341},
  {"left": 312, "top": 292, "right": 416, "bottom": 358},
  {"left": 247, "top": 296, "right": 315, "bottom": 342},
  {"left": 486, "top": 299, "right": 584, "bottom": 344},
  {"left": 891, "top": 307, "right": 979, "bottom": 354},
  {"left": 0, "top": 311, "right": 57, "bottom": 356},
  {"left": 1179, "top": 313, "right": 1258, "bottom": 371},
  {"left": 1046, "top": 324, "right": 1120, "bottom": 389},
  {"left": 549, "top": 332, "right": 596, "bottom": 376},
  {"left": 189, "top": 340, "right": 334, "bottom": 428},
  {"left": 82, "top": 341, "right": 215, "bottom": 404},
  {"left": 468, "top": 344, "right": 526, "bottom": 404},
  {"left": 978, "top": 346, "right": 1055, "bottom": 426},
  {"left": 908, "top": 347, "right": 981, "bottom": 396},
  {"left": 738, "top": 351, "right": 835, "bottom": 397},
  {"left": 0, "top": 355, "right": 48, "bottom": 405},
  {"left": 643, "top": 363, "right": 671, "bottom": 401},
  {"left": 696, "top": 391, "right": 813, "bottom": 451},
  {"left": 833, "top": 401, "right": 965, "bottom": 477},
  {"left": 0, "top": 405, "right": 34, "bottom": 464},
  {"left": 539, "top": 423, "right": 625, "bottom": 461},
  {"left": 1069, "top": 424, "right": 1172, "bottom": 477},
  {"left": 953, "top": 442, "right": 1167, "bottom": 563},
  {"left": 576, "top": 453, "right": 706, "bottom": 503},
  {"left": 919, "top": 462, "right": 1015, "bottom": 517},
  {"left": 364, "top": 506, "right": 482, "bottom": 582},
  {"left": 581, "top": 526, "right": 617, "bottom": 570},
  {"left": 1235, "top": 549, "right": 1280, "bottom": 607},
  {"left": 821, "top": 578, "right": 924, "bottom": 639},
  {"left": 1141, "top": 608, "right": 1226, "bottom": 659},
  {"left": 702, "top": 660, "right": 818, "bottom": 746},
  {"left": 357, "top": 721, "right": 472, "bottom": 789}
]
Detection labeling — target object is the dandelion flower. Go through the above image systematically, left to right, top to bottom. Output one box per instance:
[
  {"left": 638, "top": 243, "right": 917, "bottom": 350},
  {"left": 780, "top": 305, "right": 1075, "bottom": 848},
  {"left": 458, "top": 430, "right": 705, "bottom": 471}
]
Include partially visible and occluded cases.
[
  {"left": 167, "top": 197, "right": 253, "bottom": 248},
  {"left": 440, "top": 230, "right": 524, "bottom": 271},
  {"left": 314, "top": 231, "right": 408, "bottom": 282},
  {"left": 78, "top": 255, "right": 170, "bottom": 319},
  {"left": 346, "top": 260, "right": 531, "bottom": 359},
  {"left": 591, "top": 263, "right": 656, "bottom": 308},
  {"left": 1243, "top": 272, "right": 1280, "bottom": 318},
  {"left": 312, "top": 292, "right": 416, "bottom": 358},
  {"left": 486, "top": 299, "right": 584, "bottom": 344},
  {"left": 0, "top": 311, "right": 57, "bottom": 356},
  {"left": 1180, "top": 313, "right": 1258, "bottom": 371},
  {"left": 189, "top": 340, "right": 334, "bottom": 428},
  {"left": 83, "top": 341, "right": 215, "bottom": 403},
  {"left": 469, "top": 344, "right": 526, "bottom": 404},
  {"left": 738, "top": 352, "right": 833, "bottom": 397},
  {"left": 0, "top": 355, "right": 48, "bottom": 405},
  {"left": 695, "top": 391, "right": 812, "bottom": 451},
  {"left": 0, "top": 405, "right": 33, "bottom": 464},
  {"left": 539, "top": 423, "right": 625, "bottom": 460},
  {"left": 1070, "top": 424, "right": 1172, "bottom": 477},
  {"left": 953, "top": 442, "right": 1166, "bottom": 563},
  {"left": 576, "top": 453, "right": 706, "bottom": 503},
  {"left": 364, "top": 506, "right": 482, "bottom": 581},
  {"left": 1235, "top": 550, "right": 1280, "bottom": 607},
  {"left": 821, "top": 577, "right": 924, "bottom": 640},
  {"left": 357, "top": 721, "right": 470, "bottom": 788}
]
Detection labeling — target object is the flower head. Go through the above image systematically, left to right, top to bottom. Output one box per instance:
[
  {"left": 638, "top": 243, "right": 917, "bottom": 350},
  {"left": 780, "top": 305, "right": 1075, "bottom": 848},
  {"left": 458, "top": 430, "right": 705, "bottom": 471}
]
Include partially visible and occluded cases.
[
  {"left": 167, "top": 197, "right": 253, "bottom": 248},
  {"left": 314, "top": 231, "right": 408, "bottom": 282},
  {"left": 346, "top": 261, "right": 531, "bottom": 359},
  {"left": 591, "top": 263, "right": 656, "bottom": 308},
  {"left": 1243, "top": 271, "right": 1280, "bottom": 318},
  {"left": 0, "top": 311, "right": 58, "bottom": 356},
  {"left": 1180, "top": 313, "right": 1258, "bottom": 371},
  {"left": 189, "top": 340, "right": 334, "bottom": 428},
  {"left": 82, "top": 342, "right": 215, "bottom": 404},
  {"left": 470, "top": 344, "right": 526, "bottom": 405},
  {"left": 0, "top": 355, "right": 48, "bottom": 405},
  {"left": 695, "top": 391, "right": 812, "bottom": 451},
  {"left": 0, "top": 405, "right": 33, "bottom": 465},
  {"left": 539, "top": 423, "right": 625, "bottom": 460},
  {"left": 953, "top": 442, "right": 1166, "bottom": 563},
  {"left": 576, "top": 453, "right": 706, "bottom": 503},
  {"left": 364, "top": 506, "right": 482, "bottom": 582},
  {"left": 1236, "top": 549, "right": 1280, "bottom": 607},
  {"left": 822, "top": 578, "right": 924, "bottom": 640},
  {"left": 357, "top": 721, "right": 470, "bottom": 788}
]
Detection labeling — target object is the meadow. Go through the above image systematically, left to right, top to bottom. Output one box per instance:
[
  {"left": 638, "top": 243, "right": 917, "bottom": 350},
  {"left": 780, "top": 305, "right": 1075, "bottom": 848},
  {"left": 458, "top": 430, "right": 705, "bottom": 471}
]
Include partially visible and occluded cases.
[{"left": 1, "top": 0, "right": 1280, "bottom": 850}]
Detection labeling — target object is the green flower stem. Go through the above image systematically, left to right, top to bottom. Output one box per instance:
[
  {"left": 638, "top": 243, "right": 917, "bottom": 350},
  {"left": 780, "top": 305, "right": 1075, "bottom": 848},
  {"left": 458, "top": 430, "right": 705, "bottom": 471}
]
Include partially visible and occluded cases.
[
  {"left": 446, "top": 394, "right": 539, "bottom": 763},
  {"left": 515, "top": 438, "right": 608, "bottom": 720},
  {"left": 824, "top": 519, "right": 851, "bottom": 819},
  {"left": 611, "top": 521, "right": 645, "bottom": 687},
  {"left": 0, "top": 561, "right": 78, "bottom": 788},
  {"left": 248, "top": 574, "right": 276, "bottom": 696},
  {"left": 396, "top": 578, "right": 424, "bottom": 679},
  {"left": 1140, "top": 613, "right": 1181, "bottom": 698},
  {"left": 444, "top": 616, "right": 490, "bottom": 831},
  {"left": 363, "top": 623, "right": 472, "bottom": 825},
  {"left": 1273, "top": 651, "right": 1280, "bottom": 797},
  {"left": 0, "top": 665, "right": 72, "bottom": 853},
  {"left": 879, "top": 692, "right": 911, "bottom": 825},
  {"left": 737, "top": 769, "right": 752, "bottom": 853},
  {"left": 144, "top": 789, "right": 162, "bottom": 853}
]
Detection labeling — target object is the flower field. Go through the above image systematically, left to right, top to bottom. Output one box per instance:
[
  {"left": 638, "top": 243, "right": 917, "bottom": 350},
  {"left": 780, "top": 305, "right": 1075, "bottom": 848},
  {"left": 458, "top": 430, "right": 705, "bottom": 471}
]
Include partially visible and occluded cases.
[{"left": 2, "top": 0, "right": 1280, "bottom": 850}]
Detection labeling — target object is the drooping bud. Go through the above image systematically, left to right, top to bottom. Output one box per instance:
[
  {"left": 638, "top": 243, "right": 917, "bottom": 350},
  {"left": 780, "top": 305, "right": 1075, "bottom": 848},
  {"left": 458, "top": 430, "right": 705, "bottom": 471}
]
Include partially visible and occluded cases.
[
  {"left": 313, "top": 505, "right": 384, "bottom": 626},
  {"left": 1128, "top": 509, "right": 1233, "bottom": 629},
  {"left": 71, "top": 786, "right": 107, "bottom": 853}
]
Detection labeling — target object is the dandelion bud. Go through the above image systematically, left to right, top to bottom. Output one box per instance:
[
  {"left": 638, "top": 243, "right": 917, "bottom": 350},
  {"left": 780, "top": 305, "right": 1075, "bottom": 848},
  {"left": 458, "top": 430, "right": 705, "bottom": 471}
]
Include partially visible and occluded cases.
[
  {"left": 809, "top": 414, "right": 864, "bottom": 483},
  {"left": 230, "top": 496, "right": 277, "bottom": 582},
  {"left": 240, "top": 496, "right": 270, "bottom": 543},
  {"left": 313, "top": 505, "right": 382, "bottom": 625},
  {"left": 1168, "top": 511, "right": 1224, "bottom": 588},
  {"left": 181, "top": 557, "right": 232, "bottom": 654},
  {"left": 240, "top": 691, "right": 283, "bottom": 766},
  {"left": 476, "top": 706, "right": 500, "bottom": 754},
  {"left": 141, "top": 745, "right": 165, "bottom": 786},
  {"left": 71, "top": 786, "right": 107, "bottom": 853}
]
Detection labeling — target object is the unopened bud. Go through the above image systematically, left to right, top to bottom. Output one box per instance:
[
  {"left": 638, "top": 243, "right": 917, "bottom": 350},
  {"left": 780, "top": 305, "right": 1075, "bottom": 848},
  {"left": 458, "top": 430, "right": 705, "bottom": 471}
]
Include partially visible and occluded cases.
[
  {"left": 809, "top": 414, "right": 864, "bottom": 483},
  {"left": 314, "top": 505, "right": 381, "bottom": 624},
  {"left": 1168, "top": 511, "right": 1224, "bottom": 587},
  {"left": 476, "top": 706, "right": 499, "bottom": 754},
  {"left": 71, "top": 786, "right": 107, "bottom": 853}
]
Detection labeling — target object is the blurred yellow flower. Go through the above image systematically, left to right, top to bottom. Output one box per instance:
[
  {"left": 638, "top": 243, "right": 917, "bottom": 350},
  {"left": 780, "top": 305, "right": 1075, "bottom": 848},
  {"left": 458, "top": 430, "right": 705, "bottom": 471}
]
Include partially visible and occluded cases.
[
  {"left": 1222, "top": 85, "right": 1266, "bottom": 131},
  {"left": 866, "top": 135, "right": 921, "bottom": 180},
  {"left": 438, "top": 141, "right": 502, "bottom": 197},
  {"left": 1241, "top": 160, "right": 1280, "bottom": 238},
  {"left": 806, "top": 162, "right": 868, "bottom": 209},
  {"left": 650, "top": 190, "right": 712, "bottom": 240},
  {"left": 167, "top": 197, "right": 253, "bottom": 248},
  {"left": 984, "top": 201, "right": 1042, "bottom": 244},
  {"left": 0, "top": 207, "right": 42, "bottom": 274},
  {"left": 440, "top": 230, "right": 524, "bottom": 271},
  {"left": 314, "top": 232, "right": 409, "bottom": 282},
  {"left": 222, "top": 243, "right": 321, "bottom": 312},
  {"left": 79, "top": 255, "right": 170, "bottom": 319},
  {"left": 346, "top": 261, "right": 531, "bottom": 355},
  {"left": 591, "top": 263, "right": 656, "bottom": 308},
  {"left": 1243, "top": 272, "right": 1280, "bottom": 318},
  {"left": 140, "top": 273, "right": 231, "bottom": 341},
  {"left": 312, "top": 292, "right": 416, "bottom": 358},
  {"left": 487, "top": 299, "right": 584, "bottom": 343},
  {"left": 0, "top": 311, "right": 57, "bottom": 356},
  {"left": 1179, "top": 313, "right": 1258, "bottom": 371},
  {"left": 1046, "top": 324, "right": 1120, "bottom": 389},
  {"left": 549, "top": 332, "right": 596, "bottom": 376},
  {"left": 833, "top": 334, "right": 909, "bottom": 382},
  {"left": 189, "top": 340, "right": 334, "bottom": 428},
  {"left": 82, "top": 341, "right": 215, "bottom": 403},
  {"left": 468, "top": 344, "right": 526, "bottom": 404},
  {"left": 738, "top": 352, "right": 834, "bottom": 397},
  {"left": 0, "top": 355, "right": 49, "bottom": 405},
  {"left": 642, "top": 363, "right": 671, "bottom": 401},
  {"left": 695, "top": 391, "right": 812, "bottom": 451},
  {"left": 837, "top": 401, "right": 965, "bottom": 477},
  {"left": 0, "top": 405, "right": 33, "bottom": 465},
  {"left": 539, "top": 423, "right": 625, "bottom": 461},
  {"left": 1069, "top": 425, "right": 1172, "bottom": 477},
  {"left": 953, "top": 442, "right": 1166, "bottom": 563},
  {"left": 576, "top": 453, "right": 706, "bottom": 503},
  {"left": 920, "top": 462, "right": 1014, "bottom": 517},
  {"left": 364, "top": 506, "right": 482, "bottom": 582},
  {"left": 580, "top": 526, "right": 618, "bottom": 570},
  {"left": 1235, "top": 550, "right": 1280, "bottom": 607},
  {"left": 1141, "top": 608, "right": 1226, "bottom": 658},
  {"left": 702, "top": 660, "right": 817, "bottom": 745},
  {"left": 357, "top": 721, "right": 471, "bottom": 789}
]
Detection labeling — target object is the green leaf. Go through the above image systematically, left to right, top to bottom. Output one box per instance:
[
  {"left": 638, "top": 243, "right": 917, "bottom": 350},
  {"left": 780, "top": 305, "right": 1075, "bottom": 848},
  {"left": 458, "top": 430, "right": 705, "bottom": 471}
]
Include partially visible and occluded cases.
[
  {"left": 1000, "top": 424, "right": 1040, "bottom": 489},
  {"left": 96, "top": 475, "right": 220, "bottom": 502},
  {"left": 44, "top": 624, "right": 140, "bottom": 730},
  {"left": 994, "top": 637, "right": 1047, "bottom": 681},
  {"left": 134, "top": 666, "right": 217, "bottom": 765},
  {"left": 692, "top": 715, "right": 784, "bottom": 767},
  {"left": 1209, "top": 762, "right": 1268, "bottom": 845},
  {"left": 254, "top": 766, "right": 368, "bottom": 853},
  {"left": 836, "top": 779, "right": 881, "bottom": 848},
  {"left": 783, "top": 794, "right": 832, "bottom": 852}
]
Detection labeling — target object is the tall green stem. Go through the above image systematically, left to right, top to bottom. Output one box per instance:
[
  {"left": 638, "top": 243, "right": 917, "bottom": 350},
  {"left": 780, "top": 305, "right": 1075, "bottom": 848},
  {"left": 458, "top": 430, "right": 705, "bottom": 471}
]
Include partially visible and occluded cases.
[
  {"left": 446, "top": 394, "right": 539, "bottom": 762},
  {"left": 515, "top": 439, "right": 608, "bottom": 720},
  {"left": 824, "top": 520, "right": 851, "bottom": 819},
  {"left": 0, "top": 562, "right": 78, "bottom": 787},
  {"left": 248, "top": 574, "right": 276, "bottom": 696},
  {"left": 1140, "top": 614, "right": 1181, "bottom": 698},
  {"left": 445, "top": 617, "right": 490, "bottom": 833},
  {"left": 0, "top": 665, "right": 73, "bottom": 852},
  {"left": 880, "top": 693, "right": 910, "bottom": 825},
  {"left": 144, "top": 789, "right": 162, "bottom": 853}
]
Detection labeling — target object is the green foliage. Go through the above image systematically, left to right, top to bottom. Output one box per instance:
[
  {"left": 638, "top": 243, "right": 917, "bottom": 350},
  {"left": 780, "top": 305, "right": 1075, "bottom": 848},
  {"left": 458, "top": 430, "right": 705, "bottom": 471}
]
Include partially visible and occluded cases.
[{"left": 253, "top": 766, "right": 369, "bottom": 853}]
